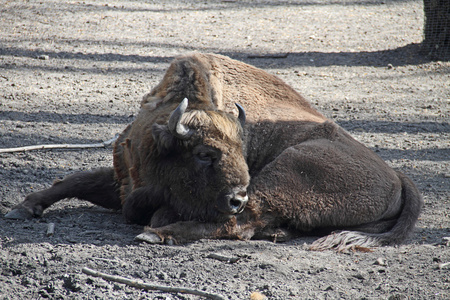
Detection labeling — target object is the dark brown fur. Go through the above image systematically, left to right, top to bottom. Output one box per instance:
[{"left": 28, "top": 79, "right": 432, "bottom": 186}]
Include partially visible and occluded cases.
[{"left": 6, "top": 53, "right": 423, "bottom": 250}]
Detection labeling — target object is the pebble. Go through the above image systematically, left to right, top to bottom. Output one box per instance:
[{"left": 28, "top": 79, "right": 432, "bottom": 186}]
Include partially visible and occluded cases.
[
  {"left": 46, "top": 223, "right": 55, "bottom": 236},
  {"left": 442, "top": 237, "right": 450, "bottom": 246},
  {"left": 375, "top": 257, "right": 386, "bottom": 266},
  {"left": 438, "top": 262, "right": 450, "bottom": 270},
  {"left": 156, "top": 271, "right": 168, "bottom": 280},
  {"left": 352, "top": 272, "right": 366, "bottom": 280},
  {"left": 62, "top": 274, "right": 81, "bottom": 292},
  {"left": 250, "top": 291, "right": 267, "bottom": 300}
]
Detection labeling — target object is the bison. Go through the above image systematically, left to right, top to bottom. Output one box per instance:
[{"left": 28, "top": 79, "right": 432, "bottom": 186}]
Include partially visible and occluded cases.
[{"left": 5, "top": 53, "right": 423, "bottom": 251}]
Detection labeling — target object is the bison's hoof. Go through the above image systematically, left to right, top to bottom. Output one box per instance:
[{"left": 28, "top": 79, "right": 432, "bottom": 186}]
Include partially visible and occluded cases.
[
  {"left": 4, "top": 207, "right": 34, "bottom": 220},
  {"left": 135, "top": 232, "right": 163, "bottom": 244}
]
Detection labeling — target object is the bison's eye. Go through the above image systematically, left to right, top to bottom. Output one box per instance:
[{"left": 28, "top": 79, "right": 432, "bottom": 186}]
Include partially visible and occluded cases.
[
  {"left": 193, "top": 146, "right": 219, "bottom": 166},
  {"left": 196, "top": 152, "right": 213, "bottom": 164}
]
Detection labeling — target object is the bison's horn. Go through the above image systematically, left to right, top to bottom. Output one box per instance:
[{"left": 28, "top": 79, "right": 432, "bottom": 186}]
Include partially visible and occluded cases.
[
  {"left": 168, "top": 98, "right": 193, "bottom": 140},
  {"left": 235, "top": 103, "right": 246, "bottom": 127}
]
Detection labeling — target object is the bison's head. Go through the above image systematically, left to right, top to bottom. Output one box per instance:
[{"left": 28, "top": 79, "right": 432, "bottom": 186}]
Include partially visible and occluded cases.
[{"left": 151, "top": 98, "right": 250, "bottom": 222}]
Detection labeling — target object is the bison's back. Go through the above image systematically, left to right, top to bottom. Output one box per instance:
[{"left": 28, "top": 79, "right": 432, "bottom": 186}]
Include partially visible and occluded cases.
[{"left": 141, "top": 53, "right": 327, "bottom": 124}]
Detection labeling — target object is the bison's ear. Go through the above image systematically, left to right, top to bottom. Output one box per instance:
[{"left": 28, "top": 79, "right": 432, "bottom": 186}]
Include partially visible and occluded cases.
[{"left": 152, "top": 123, "right": 176, "bottom": 153}]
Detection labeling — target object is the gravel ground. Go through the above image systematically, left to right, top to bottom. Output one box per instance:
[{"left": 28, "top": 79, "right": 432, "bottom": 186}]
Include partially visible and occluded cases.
[{"left": 0, "top": 0, "right": 449, "bottom": 299}]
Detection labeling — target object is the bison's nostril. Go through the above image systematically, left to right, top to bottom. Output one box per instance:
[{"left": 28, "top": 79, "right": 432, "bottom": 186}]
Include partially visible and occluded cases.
[
  {"left": 220, "top": 189, "right": 248, "bottom": 214},
  {"left": 230, "top": 199, "right": 242, "bottom": 210}
]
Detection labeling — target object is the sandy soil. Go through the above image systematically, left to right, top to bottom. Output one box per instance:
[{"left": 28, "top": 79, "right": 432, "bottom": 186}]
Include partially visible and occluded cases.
[{"left": 0, "top": 0, "right": 449, "bottom": 299}]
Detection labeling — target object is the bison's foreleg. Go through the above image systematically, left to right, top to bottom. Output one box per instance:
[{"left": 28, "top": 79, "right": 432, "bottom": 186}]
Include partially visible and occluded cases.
[
  {"left": 5, "top": 168, "right": 121, "bottom": 220},
  {"left": 121, "top": 187, "right": 173, "bottom": 226},
  {"left": 135, "top": 217, "right": 259, "bottom": 245}
]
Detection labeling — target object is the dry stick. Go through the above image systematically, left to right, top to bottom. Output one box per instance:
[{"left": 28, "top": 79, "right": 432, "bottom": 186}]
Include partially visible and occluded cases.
[
  {"left": 0, "top": 134, "right": 119, "bottom": 154},
  {"left": 81, "top": 267, "right": 226, "bottom": 300}
]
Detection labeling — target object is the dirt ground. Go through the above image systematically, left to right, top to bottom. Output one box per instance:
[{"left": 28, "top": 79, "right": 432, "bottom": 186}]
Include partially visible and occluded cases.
[{"left": 0, "top": 0, "right": 449, "bottom": 299}]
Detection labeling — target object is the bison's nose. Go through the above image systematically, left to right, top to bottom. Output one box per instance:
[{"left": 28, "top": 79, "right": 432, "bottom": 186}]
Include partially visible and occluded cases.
[{"left": 226, "top": 190, "right": 248, "bottom": 214}]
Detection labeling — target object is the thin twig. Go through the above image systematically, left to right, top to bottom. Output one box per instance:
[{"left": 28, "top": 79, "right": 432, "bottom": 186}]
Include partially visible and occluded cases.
[
  {"left": 0, "top": 134, "right": 119, "bottom": 153},
  {"left": 81, "top": 267, "right": 226, "bottom": 300}
]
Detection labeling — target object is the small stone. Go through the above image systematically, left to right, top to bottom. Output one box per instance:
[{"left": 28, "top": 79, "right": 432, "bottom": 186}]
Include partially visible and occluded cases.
[
  {"left": 46, "top": 223, "right": 55, "bottom": 237},
  {"left": 442, "top": 237, "right": 450, "bottom": 246},
  {"left": 165, "top": 238, "right": 175, "bottom": 246},
  {"left": 375, "top": 257, "right": 386, "bottom": 266},
  {"left": 438, "top": 262, "right": 450, "bottom": 270},
  {"left": 156, "top": 271, "right": 168, "bottom": 280},
  {"left": 178, "top": 271, "right": 187, "bottom": 278},
  {"left": 352, "top": 273, "right": 366, "bottom": 280},
  {"left": 62, "top": 274, "right": 81, "bottom": 292},
  {"left": 21, "top": 277, "right": 33, "bottom": 287},
  {"left": 38, "top": 289, "right": 50, "bottom": 298},
  {"left": 250, "top": 291, "right": 267, "bottom": 300}
]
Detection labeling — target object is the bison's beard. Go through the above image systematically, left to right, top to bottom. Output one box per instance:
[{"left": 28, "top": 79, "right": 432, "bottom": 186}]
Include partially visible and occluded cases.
[
  {"left": 164, "top": 189, "right": 243, "bottom": 225},
  {"left": 170, "top": 197, "right": 228, "bottom": 223}
]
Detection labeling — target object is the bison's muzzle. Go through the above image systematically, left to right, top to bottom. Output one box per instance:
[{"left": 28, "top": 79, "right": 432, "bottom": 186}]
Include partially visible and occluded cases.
[{"left": 217, "top": 187, "right": 248, "bottom": 215}]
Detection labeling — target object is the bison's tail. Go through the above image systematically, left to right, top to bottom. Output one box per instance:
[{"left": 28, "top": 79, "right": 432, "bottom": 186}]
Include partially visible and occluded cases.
[{"left": 310, "top": 172, "right": 423, "bottom": 251}]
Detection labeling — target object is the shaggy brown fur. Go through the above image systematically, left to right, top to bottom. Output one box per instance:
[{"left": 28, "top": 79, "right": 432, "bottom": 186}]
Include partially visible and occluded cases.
[{"left": 6, "top": 53, "right": 423, "bottom": 251}]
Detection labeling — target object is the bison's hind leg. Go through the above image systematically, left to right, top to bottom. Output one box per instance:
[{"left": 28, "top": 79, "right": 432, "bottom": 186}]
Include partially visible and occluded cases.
[{"left": 5, "top": 168, "right": 121, "bottom": 220}]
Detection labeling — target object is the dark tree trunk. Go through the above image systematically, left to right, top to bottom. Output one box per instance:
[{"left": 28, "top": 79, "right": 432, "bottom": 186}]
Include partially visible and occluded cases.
[{"left": 422, "top": 0, "right": 450, "bottom": 60}]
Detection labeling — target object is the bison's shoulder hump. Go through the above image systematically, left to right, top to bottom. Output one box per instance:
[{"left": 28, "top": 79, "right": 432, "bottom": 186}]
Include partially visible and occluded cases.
[{"left": 310, "top": 121, "right": 339, "bottom": 140}]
